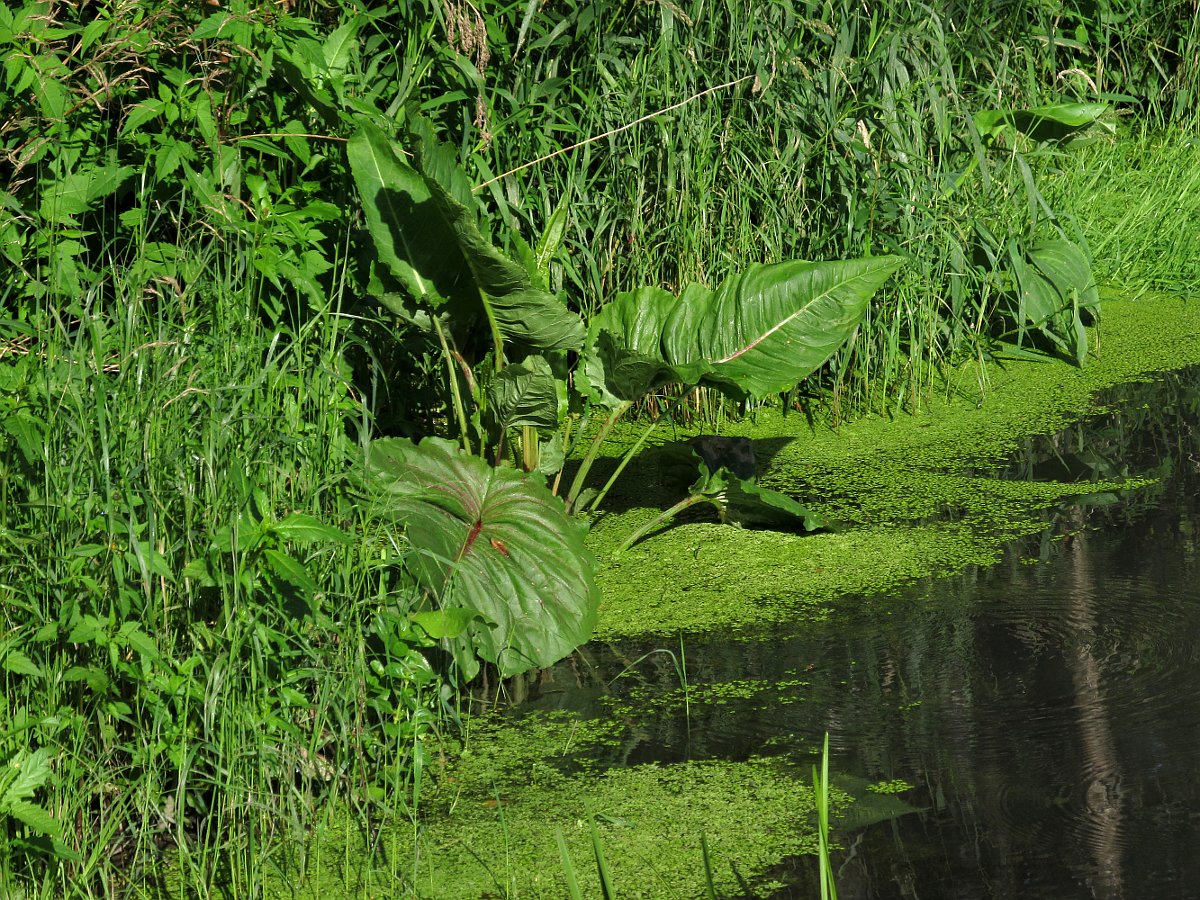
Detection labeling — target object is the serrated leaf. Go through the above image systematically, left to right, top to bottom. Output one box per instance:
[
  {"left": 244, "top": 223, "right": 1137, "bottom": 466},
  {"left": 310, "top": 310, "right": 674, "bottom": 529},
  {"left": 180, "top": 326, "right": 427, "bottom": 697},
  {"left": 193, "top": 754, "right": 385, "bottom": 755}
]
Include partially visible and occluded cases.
[
  {"left": 190, "top": 13, "right": 237, "bottom": 41},
  {"left": 322, "top": 20, "right": 357, "bottom": 75},
  {"left": 120, "top": 98, "right": 167, "bottom": 136},
  {"left": 40, "top": 165, "right": 136, "bottom": 225},
  {"left": 2, "top": 411, "right": 43, "bottom": 465},
  {"left": 263, "top": 549, "right": 316, "bottom": 595},
  {"left": 180, "top": 556, "right": 216, "bottom": 586},
  {"left": 117, "top": 623, "right": 161, "bottom": 662},
  {"left": 2, "top": 648, "right": 43, "bottom": 678},
  {"left": 62, "top": 666, "right": 109, "bottom": 692},
  {"left": 2, "top": 749, "right": 53, "bottom": 806},
  {"left": 5, "top": 800, "right": 61, "bottom": 837}
]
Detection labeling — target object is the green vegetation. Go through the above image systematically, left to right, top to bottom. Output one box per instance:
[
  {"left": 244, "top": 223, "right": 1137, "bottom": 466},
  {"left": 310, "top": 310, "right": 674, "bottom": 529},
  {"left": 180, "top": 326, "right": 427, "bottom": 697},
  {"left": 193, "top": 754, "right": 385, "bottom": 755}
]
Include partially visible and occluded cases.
[
  {"left": 2, "top": 0, "right": 1199, "bottom": 895},
  {"left": 589, "top": 294, "right": 1200, "bottom": 639},
  {"left": 260, "top": 712, "right": 845, "bottom": 899}
]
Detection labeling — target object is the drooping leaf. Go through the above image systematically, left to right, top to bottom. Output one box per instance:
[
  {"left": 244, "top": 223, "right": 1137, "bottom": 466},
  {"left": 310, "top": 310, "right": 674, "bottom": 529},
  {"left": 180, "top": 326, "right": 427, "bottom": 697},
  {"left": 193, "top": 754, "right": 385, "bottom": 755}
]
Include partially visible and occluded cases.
[
  {"left": 974, "top": 103, "right": 1109, "bottom": 145},
  {"left": 347, "top": 118, "right": 585, "bottom": 358},
  {"left": 347, "top": 123, "right": 470, "bottom": 315},
  {"left": 421, "top": 173, "right": 586, "bottom": 356},
  {"left": 1007, "top": 238, "right": 1099, "bottom": 367},
  {"left": 578, "top": 285, "right": 714, "bottom": 407},
  {"left": 578, "top": 328, "right": 701, "bottom": 409},
  {"left": 365, "top": 437, "right": 599, "bottom": 677},
  {"left": 617, "top": 450, "right": 828, "bottom": 552},
  {"left": 689, "top": 457, "right": 828, "bottom": 530},
  {"left": 263, "top": 549, "right": 317, "bottom": 596},
  {"left": 116, "top": 623, "right": 162, "bottom": 663}
]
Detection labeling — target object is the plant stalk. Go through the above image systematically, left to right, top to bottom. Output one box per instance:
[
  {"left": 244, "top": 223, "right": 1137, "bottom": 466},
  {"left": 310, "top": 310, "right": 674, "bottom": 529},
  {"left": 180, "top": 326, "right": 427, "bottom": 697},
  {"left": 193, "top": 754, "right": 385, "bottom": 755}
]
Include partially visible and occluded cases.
[
  {"left": 431, "top": 316, "right": 473, "bottom": 456},
  {"left": 588, "top": 386, "right": 698, "bottom": 513},
  {"left": 565, "top": 402, "right": 631, "bottom": 513},
  {"left": 615, "top": 493, "right": 710, "bottom": 554}
]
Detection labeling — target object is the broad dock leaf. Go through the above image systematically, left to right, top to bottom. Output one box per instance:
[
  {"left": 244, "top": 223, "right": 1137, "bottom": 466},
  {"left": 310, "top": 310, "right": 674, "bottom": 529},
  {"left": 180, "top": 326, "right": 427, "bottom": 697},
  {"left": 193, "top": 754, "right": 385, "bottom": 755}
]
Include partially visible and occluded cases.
[
  {"left": 582, "top": 256, "right": 903, "bottom": 403},
  {"left": 365, "top": 437, "right": 599, "bottom": 678}
]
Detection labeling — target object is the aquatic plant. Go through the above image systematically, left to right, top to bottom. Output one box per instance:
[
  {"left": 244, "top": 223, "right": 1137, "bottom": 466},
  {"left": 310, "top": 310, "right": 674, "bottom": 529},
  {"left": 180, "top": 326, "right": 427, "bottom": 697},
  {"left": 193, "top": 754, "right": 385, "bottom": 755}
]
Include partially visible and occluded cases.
[
  {"left": 2, "top": 0, "right": 1199, "bottom": 893},
  {"left": 348, "top": 105, "right": 902, "bottom": 668},
  {"left": 616, "top": 447, "right": 829, "bottom": 554}
]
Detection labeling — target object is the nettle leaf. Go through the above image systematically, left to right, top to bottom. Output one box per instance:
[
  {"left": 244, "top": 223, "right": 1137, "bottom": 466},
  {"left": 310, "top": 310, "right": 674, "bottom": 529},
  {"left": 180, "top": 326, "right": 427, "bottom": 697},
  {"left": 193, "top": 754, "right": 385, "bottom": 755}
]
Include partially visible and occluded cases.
[
  {"left": 40, "top": 165, "right": 136, "bottom": 225},
  {"left": 365, "top": 437, "right": 599, "bottom": 678},
  {"left": 270, "top": 513, "right": 353, "bottom": 545},
  {"left": 262, "top": 549, "right": 316, "bottom": 596},
  {"left": 1, "top": 647, "right": 43, "bottom": 678},
  {"left": 2, "top": 748, "right": 54, "bottom": 807},
  {"left": 5, "top": 799, "right": 60, "bottom": 837}
]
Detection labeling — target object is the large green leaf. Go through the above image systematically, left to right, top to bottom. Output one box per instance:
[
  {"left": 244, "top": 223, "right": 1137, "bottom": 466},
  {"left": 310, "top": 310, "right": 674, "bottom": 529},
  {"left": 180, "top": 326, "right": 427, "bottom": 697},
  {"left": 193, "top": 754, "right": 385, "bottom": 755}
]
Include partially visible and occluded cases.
[
  {"left": 974, "top": 103, "right": 1109, "bottom": 145},
  {"left": 347, "top": 118, "right": 584, "bottom": 358},
  {"left": 347, "top": 123, "right": 467, "bottom": 315},
  {"left": 1008, "top": 238, "right": 1099, "bottom": 367},
  {"left": 582, "top": 257, "right": 903, "bottom": 404},
  {"left": 664, "top": 257, "right": 904, "bottom": 398},
  {"left": 577, "top": 283, "right": 731, "bottom": 407},
  {"left": 365, "top": 437, "right": 599, "bottom": 677}
]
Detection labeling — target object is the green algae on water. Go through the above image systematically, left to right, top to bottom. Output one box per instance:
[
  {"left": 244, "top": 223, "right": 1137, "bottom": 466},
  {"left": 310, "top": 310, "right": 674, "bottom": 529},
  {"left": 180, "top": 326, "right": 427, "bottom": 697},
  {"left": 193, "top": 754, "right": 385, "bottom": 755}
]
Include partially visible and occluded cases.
[
  {"left": 586, "top": 294, "right": 1200, "bottom": 640},
  {"left": 267, "top": 711, "right": 855, "bottom": 899}
]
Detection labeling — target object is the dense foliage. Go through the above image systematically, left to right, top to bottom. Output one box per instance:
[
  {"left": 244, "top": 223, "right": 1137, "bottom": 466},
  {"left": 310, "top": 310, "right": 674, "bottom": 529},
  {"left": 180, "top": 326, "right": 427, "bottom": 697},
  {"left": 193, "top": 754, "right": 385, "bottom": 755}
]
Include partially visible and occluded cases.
[{"left": 2, "top": 0, "right": 1199, "bottom": 894}]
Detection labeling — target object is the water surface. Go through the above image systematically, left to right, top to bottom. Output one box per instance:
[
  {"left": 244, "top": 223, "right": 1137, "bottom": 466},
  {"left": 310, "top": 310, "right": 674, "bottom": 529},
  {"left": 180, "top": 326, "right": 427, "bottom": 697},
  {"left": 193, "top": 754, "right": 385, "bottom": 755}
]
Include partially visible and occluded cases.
[{"left": 528, "top": 368, "right": 1200, "bottom": 899}]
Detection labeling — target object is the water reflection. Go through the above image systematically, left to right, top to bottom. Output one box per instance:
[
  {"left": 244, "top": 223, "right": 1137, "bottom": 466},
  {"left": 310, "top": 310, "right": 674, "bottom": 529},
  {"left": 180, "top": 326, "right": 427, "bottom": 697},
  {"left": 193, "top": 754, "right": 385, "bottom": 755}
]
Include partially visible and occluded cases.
[{"left": 525, "top": 367, "right": 1200, "bottom": 899}]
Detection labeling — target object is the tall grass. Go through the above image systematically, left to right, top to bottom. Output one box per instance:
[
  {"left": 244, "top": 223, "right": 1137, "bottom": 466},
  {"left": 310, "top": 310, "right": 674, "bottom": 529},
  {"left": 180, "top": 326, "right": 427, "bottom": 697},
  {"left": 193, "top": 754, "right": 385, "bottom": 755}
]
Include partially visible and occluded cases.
[
  {"left": 3, "top": 0, "right": 1200, "bottom": 895},
  {"left": 1, "top": 208, "right": 443, "bottom": 896}
]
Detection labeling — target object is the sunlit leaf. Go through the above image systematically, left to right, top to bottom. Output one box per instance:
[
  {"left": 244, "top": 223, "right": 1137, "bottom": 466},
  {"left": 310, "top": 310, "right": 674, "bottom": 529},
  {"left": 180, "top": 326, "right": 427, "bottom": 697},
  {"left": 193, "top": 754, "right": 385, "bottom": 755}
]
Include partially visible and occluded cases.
[{"left": 365, "top": 437, "right": 599, "bottom": 678}]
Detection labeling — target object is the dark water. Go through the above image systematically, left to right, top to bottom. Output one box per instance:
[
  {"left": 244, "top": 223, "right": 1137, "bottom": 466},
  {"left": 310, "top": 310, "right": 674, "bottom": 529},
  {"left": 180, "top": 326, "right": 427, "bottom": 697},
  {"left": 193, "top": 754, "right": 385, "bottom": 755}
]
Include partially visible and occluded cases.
[{"left": 528, "top": 367, "right": 1200, "bottom": 900}]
